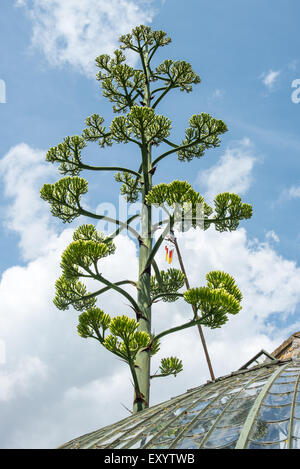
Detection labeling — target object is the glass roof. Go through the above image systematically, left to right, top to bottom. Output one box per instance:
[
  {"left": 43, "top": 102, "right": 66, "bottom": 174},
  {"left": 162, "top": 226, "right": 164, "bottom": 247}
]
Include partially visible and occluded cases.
[{"left": 60, "top": 359, "right": 300, "bottom": 449}]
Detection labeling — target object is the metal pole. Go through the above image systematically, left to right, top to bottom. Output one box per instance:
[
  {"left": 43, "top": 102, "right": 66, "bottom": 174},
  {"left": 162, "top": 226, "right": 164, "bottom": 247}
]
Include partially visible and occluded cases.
[{"left": 172, "top": 235, "right": 215, "bottom": 381}]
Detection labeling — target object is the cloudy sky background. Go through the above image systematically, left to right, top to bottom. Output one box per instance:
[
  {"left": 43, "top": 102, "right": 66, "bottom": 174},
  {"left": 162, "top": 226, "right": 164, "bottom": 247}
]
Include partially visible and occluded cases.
[{"left": 1, "top": 0, "right": 300, "bottom": 448}]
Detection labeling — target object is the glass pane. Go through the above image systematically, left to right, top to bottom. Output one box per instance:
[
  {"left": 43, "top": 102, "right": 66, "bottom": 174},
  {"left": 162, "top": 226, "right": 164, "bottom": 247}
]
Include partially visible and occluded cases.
[
  {"left": 280, "top": 371, "right": 299, "bottom": 378},
  {"left": 276, "top": 376, "right": 298, "bottom": 384},
  {"left": 246, "top": 380, "right": 268, "bottom": 389},
  {"left": 269, "top": 382, "right": 295, "bottom": 393},
  {"left": 240, "top": 384, "right": 266, "bottom": 398},
  {"left": 227, "top": 386, "right": 243, "bottom": 395},
  {"left": 203, "top": 390, "right": 224, "bottom": 400},
  {"left": 295, "top": 391, "right": 300, "bottom": 403},
  {"left": 263, "top": 392, "right": 294, "bottom": 406},
  {"left": 173, "top": 394, "right": 207, "bottom": 413},
  {"left": 217, "top": 394, "right": 235, "bottom": 406},
  {"left": 230, "top": 396, "right": 256, "bottom": 412},
  {"left": 187, "top": 398, "right": 214, "bottom": 413},
  {"left": 172, "top": 401, "right": 200, "bottom": 416},
  {"left": 259, "top": 404, "right": 292, "bottom": 422},
  {"left": 293, "top": 404, "right": 300, "bottom": 419},
  {"left": 200, "top": 405, "right": 223, "bottom": 419},
  {"left": 215, "top": 406, "right": 252, "bottom": 427},
  {"left": 155, "top": 409, "right": 178, "bottom": 423},
  {"left": 126, "top": 411, "right": 189, "bottom": 448},
  {"left": 174, "top": 411, "right": 201, "bottom": 427},
  {"left": 132, "top": 416, "right": 183, "bottom": 448},
  {"left": 119, "top": 417, "right": 144, "bottom": 429},
  {"left": 185, "top": 417, "right": 212, "bottom": 437},
  {"left": 292, "top": 418, "right": 300, "bottom": 438},
  {"left": 249, "top": 419, "right": 289, "bottom": 443},
  {"left": 120, "top": 422, "right": 165, "bottom": 448},
  {"left": 203, "top": 424, "right": 242, "bottom": 448},
  {"left": 150, "top": 426, "right": 182, "bottom": 444},
  {"left": 120, "top": 428, "right": 149, "bottom": 441},
  {"left": 99, "top": 431, "right": 126, "bottom": 446},
  {"left": 119, "top": 433, "right": 153, "bottom": 449},
  {"left": 176, "top": 436, "right": 203, "bottom": 449},
  {"left": 292, "top": 437, "right": 300, "bottom": 449},
  {"left": 146, "top": 438, "right": 173, "bottom": 449},
  {"left": 248, "top": 440, "right": 288, "bottom": 449},
  {"left": 223, "top": 441, "right": 238, "bottom": 449}
]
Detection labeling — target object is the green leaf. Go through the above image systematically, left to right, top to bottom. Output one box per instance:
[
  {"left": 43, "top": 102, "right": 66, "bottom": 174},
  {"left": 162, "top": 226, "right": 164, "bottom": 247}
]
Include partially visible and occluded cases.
[{"left": 40, "top": 177, "right": 88, "bottom": 223}]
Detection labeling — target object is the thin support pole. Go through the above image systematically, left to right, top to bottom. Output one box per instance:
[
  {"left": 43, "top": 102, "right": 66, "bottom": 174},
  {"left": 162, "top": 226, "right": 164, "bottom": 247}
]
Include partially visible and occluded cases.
[{"left": 172, "top": 235, "right": 215, "bottom": 382}]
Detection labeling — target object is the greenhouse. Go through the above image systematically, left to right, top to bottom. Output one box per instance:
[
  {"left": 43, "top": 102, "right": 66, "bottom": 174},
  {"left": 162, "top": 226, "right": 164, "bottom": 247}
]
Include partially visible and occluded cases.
[{"left": 60, "top": 333, "right": 300, "bottom": 450}]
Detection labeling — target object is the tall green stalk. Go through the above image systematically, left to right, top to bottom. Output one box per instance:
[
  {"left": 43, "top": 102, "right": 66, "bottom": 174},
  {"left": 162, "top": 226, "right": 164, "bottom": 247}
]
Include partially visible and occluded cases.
[
  {"left": 41, "top": 25, "right": 253, "bottom": 415},
  {"left": 135, "top": 47, "right": 152, "bottom": 412}
]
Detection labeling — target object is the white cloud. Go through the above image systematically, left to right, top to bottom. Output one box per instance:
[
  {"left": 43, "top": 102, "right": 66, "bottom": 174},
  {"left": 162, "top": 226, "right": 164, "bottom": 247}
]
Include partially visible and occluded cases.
[
  {"left": 16, "top": 0, "right": 156, "bottom": 78},
  {"left": 261, "top": 69, "right": 281, "bottom": 90},
  {"left": 212, "top": 88, "right": 225, "bottom": 100},
  {"left": 197, "top": 138, "right": 257, "bottom": 203},
  {"left": 1, "top": 142, "right": 300, "bottom": 447},
  {"left": 0, "top": 143, "right": 58, "bottom": 261},
  {"left": 277, "top": 184, "right": 300, "bottom": 204},
  {"left": 287, "top": 185, "right": 300, "bottom": 199},
  {"left": 265, "top": 230, "right": 280, "bottom": 243},
  {"left": 0, "top": 357, "right": 47, "bottom": 401}
]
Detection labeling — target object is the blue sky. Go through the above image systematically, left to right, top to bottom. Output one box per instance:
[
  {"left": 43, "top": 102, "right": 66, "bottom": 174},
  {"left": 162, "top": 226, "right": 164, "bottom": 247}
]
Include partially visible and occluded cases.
[{"left": 1, "top": 0, "right": 300, "bottom": 449}]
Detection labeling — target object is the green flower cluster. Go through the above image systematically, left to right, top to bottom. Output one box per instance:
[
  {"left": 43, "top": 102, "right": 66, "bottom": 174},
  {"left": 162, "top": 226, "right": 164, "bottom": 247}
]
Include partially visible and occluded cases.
[
  {"left": 53, "top": 225, "right": 116, "bottom": 311},
  {"left": 150, "top": 268, "right": 185, "bottom": 303},
  {"left": 184, "top": 271, "right": 242, "bottom": 329}
]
